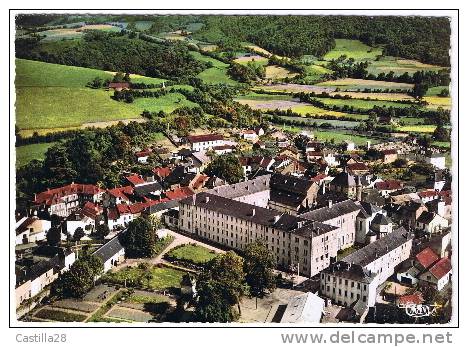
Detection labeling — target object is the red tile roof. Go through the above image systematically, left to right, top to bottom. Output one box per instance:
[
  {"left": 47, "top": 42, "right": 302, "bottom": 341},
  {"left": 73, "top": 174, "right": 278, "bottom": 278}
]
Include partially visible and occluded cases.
[
  {"left": 108, "top": 82, "right": 130, "bottom": 89},
  {"left": 187, "top": 134, "right": 224, "bottom": 143},
  {"left": 135, "top": 148, "right": 152, "bottom": 158},
  {"left": 381, "top": 149, "right": 397, "bottom": 155},
  {"left": 347, "top": 162, "right": 369, "bottom": 171},
  {"left": 153, "top": 166, "right": 172, "bottom": 178},
  {"left": 126, "top": 174, "right": 146, "bottom": 186},
  {"left": 192, "top": 174, "right": 209, "bottom": 190},
  {"left": 311, "top": 174, "right": 328, "bottom": 182},
  {"left": 375, "top": 180, "right": 402, "bottom": 191},
  {"left": 34, "top": 183, "right": 103, "bottom": 206},
  {"left": 107, "top": 186, "right": 133, "bottom": 201},
  {"left": 165, "top": 186, "right": 194, "bottom": 200},
  {"left": 418, "top": 190, "right": 439, "bottom": 198},
  {"left": 82, "top": 201, "right": 103, "bottom": 219},
  {"left": 416, "top": 247, "right": 439, "bottom": 269},
  {"left": 429, "top": 257, "right": 451, "bottom": 280},
  {"left": 398, "top": 293, "right": 424, "bottom": 306}
]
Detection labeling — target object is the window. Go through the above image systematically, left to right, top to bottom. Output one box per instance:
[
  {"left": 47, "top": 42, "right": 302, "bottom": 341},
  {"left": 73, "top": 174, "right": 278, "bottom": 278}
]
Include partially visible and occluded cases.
[{"left": 363, "top": 296, "right": 367, "bottom": 302}]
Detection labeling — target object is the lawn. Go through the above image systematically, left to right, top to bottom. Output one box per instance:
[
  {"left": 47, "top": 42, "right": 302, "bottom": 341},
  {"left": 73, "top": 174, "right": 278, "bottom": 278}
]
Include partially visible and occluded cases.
[
  {"left": 134, "top": 21, "right": 154, "bottom": 31},
  {"left": 323, "top": 39, "right": 383, "bottom": 61},
  {"left": 301, "top": 64, "right": 333, "bottom": 83},
  {"left": 316, "top": 78, "right": 414, "bottom": 91},
  {"left": 426, "top": 86, "right": 450, "bottom": 96},
  {"left": 132, "top": 93, "right": 199, "bottom": 113},
  {"left": 312, "top": 130, "right": 375, "bottom": 146},
  {"left": 16, "top": 142, "right": 58, "bottom": 168},
  {"left": 165, "top": 244, "right": 217, "bottom": 265},
  {"left": 102, "top": 265, "right": 187, "bottom": 291},
  {"left": 35, "top": 308, "right": 87, "bottom": 322}
]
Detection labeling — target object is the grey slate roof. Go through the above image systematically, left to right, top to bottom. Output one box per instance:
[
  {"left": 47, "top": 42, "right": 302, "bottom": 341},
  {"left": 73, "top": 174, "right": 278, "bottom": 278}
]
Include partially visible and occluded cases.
[
  {"left": 270, "top": 173, "right": 314, "bottom": 195},
  {"left": 206, "top": 174, "right": 271, "bottom": 199},
  {"left": 134, "top": 182, "right": 163, "bottom": 198},
  {"left": 144, "top": 199, "right": 179, "bottom": 214},
  {"left": 299, "top": 199, "right": 361, "bottom": 223},
  {"left": 371, "top": 213, "right": 391, "bottom": 226},
  {"left": 342, "top": 227, "right": 411, "bottom": 267},
  {"left": 93, "top": 232, "right": 125, "bottom": 263},
  {"left": 323, "top": 262, "right": 376, "bottom": 283}
]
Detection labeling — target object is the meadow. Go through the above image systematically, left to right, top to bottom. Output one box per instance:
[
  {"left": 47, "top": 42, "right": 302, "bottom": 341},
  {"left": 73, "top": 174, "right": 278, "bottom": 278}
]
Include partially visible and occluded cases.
[
  {"left": 323, "top": 39, "right": 383, "bottom": 61},
  {"left": 189, "top": 51, "right": 239, "bottom": 85},
  {"left": 15, "top": 59, "right": 178, "bottom": 135},
  {"left": 132, "top": 93, "right": 198, "bottom": 113},
  {"left": 314, "top": 97, "right": 417, "bottom": 110},
  {"left": 16, "top": 142, "right": 58, "bottom": 168}
]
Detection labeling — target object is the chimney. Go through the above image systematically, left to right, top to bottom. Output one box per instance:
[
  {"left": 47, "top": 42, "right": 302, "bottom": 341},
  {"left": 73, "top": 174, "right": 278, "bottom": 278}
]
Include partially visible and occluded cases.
[
  {"left": 192, "top": 194, "right": 196, "bottom": 205},
  {"left": 204, "top": 196, "right": 210, "bottom": 203},
  {"left": 328, "top": 200, "right": 333, "bottom": 208},
  {"left": 251, "top": 208, "right": 256, "bottom": 217},
  {"left": 274, "top": 215, "right": 280, "bottom": 223}
]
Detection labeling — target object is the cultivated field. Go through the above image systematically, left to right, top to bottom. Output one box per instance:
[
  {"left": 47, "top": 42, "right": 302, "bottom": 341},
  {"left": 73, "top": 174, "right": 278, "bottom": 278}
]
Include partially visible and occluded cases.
[
  {"left": 39, "top": 24, "right": 121, "bottom": 41},
  {"left": 189, "top": 51, "right": 239, "bottom": 85},
  {"left": 234, "top": 55, "right": 268, "bottom": 64},
  {"left": 367, "top": 57, "right": 445, "bottom": 76},
  {"left": 265, "top": 65, "right": 299, "bottom": 80},
  {"left": 316, "top": 78, "right": 414, "bottom": 91},
  {"left": 253, "top": 83, "right": 335, "bottom": 94},
  {"left": 330, "top": 91, "right": 414, "bottom": 102},
  {"left": 133, "top": 93, "right": 198, "bottom": 113},
  {"left": 315, "top": 97, "right": 417, "bottom": 110}
]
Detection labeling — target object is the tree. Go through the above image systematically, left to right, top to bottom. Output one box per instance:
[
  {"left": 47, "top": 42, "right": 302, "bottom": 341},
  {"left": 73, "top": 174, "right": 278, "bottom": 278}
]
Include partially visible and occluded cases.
[
  {"left": 411, "top": 83, "right": 429, "bottom": 99},
  {"left": 438, "top": 88, "right": 449, "bottom": 97},
  {"left": 433, "top": 125, "right": 450, "bottom": 142},
  {"left": 204, "top": 154, "right": 244, "bottom": 184},
  {"left": 392, "top": 158, "right": 408, "bottom": 168},
  {"left": 122, "top": 217, "right": 157, "bottom": 258},
  {"left": 96, "top": 223, "right": 110, "bottom": 239},
  {"left": 46, "top": 226, "right": 62, "bottom": 246},
  {"left": 73, "top": 227, "right": 85, "bottom": 241},
  {"left": 243, "top": 240, "right": 276, "bottom": 307},
  {"left": 195, "top": 251, "right": 247, "bottom": 322},
  {"left": 52, "top": 254, "right": 103, "bottom": 298}
]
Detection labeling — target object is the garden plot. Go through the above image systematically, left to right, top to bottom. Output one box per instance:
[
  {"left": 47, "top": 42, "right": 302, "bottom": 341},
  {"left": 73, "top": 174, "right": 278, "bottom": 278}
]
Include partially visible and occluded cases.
[
  {"left": 234, "top": 55, "right": 268, "bottom": 64},
  {"left": 51, "top": 298, "right": 100, "bottom": 313},
  {"left": 105, "top": 306, "right": 154, "bottom": 323},
  {"left": 34, "top": 308, "right": 87, "bottom": 322}
]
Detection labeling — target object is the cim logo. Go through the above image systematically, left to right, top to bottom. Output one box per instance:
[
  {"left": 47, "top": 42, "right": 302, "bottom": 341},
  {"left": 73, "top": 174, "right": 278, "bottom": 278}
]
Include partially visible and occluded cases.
[{"left": 398, "top": 303, "right": 442, "bottom": 317}]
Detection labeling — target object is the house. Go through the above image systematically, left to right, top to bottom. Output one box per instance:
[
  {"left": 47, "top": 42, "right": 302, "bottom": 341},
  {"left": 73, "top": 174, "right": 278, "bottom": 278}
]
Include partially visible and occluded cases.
[
  {"left": 107, "top": 82, "right": 130, "bottom": 91},
  {"left": 254, "top": 126, "right": 265, "bottom": 136},
  {"left": 240, "top": 129, "right": 258, "bottom": 141},
  {"left": 187, "top": 134, "right": 225, "bottom": 151},
  {"left": 344, "top": 140, "right": 355, "bottom": 151},
  {"left": 253, "top": 141, "right": 266, "bottom": 150},
  {"left": 212, "top": 144, "right": 235, "bottom": 155},
  {"left": 279, "top": 146, "right": 300, "bottom": 160},
  {"left": 135, "top": 148, "right": 152, "bottom": 164},
  {"left": 380, "top": 149, "right": 398, "bottom": 164},
  {"left": 188, "top": 151, "right": 211, "bottom": 173},
  {"left": 425, "top": 152, "right": 446, "bottom": 170},
  {"left": 240, "top": 156, "right": 274, "bottom": 176},
  {"left": 347, "top": 162, "right": 369, "bottom": 176},
  {"left": 153, "top": 166, "right": 172, "bottom": 181},
  {"left": 163, "top": 166, "right": 189, "bottom": 190},
  {"left": 328, "top": 171, "right": 364, "bottom": 200},
  {"left": 268, "top": 173, "right": 319, "bottom": 215},
  {"left": 126, "top": 174, "right": 146, "bottom": 187},
  {"left": 375, "top": 180, "right": 402, "bottom": 197},
  {"left": 133, "top": 181, "right": 163, "bottom": 200},
  {"left": 32, "top": 183, "right": 104, "bottom": 217},
  {"left": 106, "top": 186, "right": 134, "bottom": 205},
  {"left": 165, "top": 186, "right": 195, "bottom": 201},
  {"left": 418, "top": 190, "right": 439, "bottom": 203},
  {"left": 355, "top": 201, "right": 384, "bottom": 244},
  {"left": 385, "top": 201, "right": 428, "bottom": 229},
  {"left": 65, "top": 211, "right": 95, "bottom": 237},
  {"left": 416, "top": 211, "right": 449, "bottom": 234},
  {"left": 15, "top": 217, "right": 50, "bottom": 245},
  {"left": 320, "top": 227, "right": 413, "bottom": 312},
  {"left": 93, "top": 233, "right": 126, "bottom": 273},
  {"left": 415, "top": 247, "right": 439, "bottom": 272},
  {"left": 15, "top": 249, "right": 75, "bottom": 308},
  {"left": 419, "top": 257, "right": 452, "bottom": 290},
  {"left": 396, "top": 263, "right": 420, "bottom": 286},
  {"left": 280, "top": 292, "right": 325, "bottom": 323}
]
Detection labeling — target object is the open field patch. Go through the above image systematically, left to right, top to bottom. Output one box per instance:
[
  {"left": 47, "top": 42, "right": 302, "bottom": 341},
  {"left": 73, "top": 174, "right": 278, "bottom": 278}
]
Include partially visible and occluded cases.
[
  {"left": 39, "top": 24, "right": 121, "bottom": 41},
  {"left": 323, "top": 39, "right": 382, "bottom": 61},
  {"left": 234, "top": 55, "right": 268, "bottom": 64},
  {"left": 367, "top": 57, "right": 446, "bottom": 76},
  {"left": 265, "top": 65, "right": 298, "bottom": 80},
  {"left": 316, "top": 78, "right": 414, "bottom": 91},
  {"left": 426, "top": 86, "right": 450, "bottom": 96},
  {"left": 330, "top": 91, "right": 414, "bottom": 102},
  {"left": 133, "top": 93, "right": 198, "bottom": 113},
  {"left": 423, "top": 96, "right": 451, "bottom": 110},
  {"left": 315, "top": 97, "right": 417, "bottom": 110},
  {"left": 277, "top": 116, "right": 360, "bottom": 129},
  {"left": 396, "top": 125, "right": 437, "bottom": 133},
  {"left": 16, "top": 142, "right": 58, "bottom": 168}
]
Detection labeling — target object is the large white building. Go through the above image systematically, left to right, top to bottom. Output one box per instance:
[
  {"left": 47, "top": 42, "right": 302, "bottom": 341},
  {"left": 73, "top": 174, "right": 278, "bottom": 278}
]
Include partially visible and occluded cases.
[
  {"left": 187, "top": 134, "right": 225, "bottom": 152},
  {"left": 178, "top": 192, "right": 339, "bottom": 277},
  {"left": 320, "top": 227, "right": 413, "bottom": 314}
]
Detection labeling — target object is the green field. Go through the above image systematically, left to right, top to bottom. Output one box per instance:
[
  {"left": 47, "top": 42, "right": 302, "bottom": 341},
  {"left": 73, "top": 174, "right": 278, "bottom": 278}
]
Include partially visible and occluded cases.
[
  {"left": 134, "top": 21, "right": 154, "bottom": 31},
  {"left": 323, "top": 39, "right": 383, "bottom": 61},
  {"left": 189, "top": 51, "right": 238, "bottom": 85},
  {"left": 15, "top": 59, "right": 180, "bottom": 133},
  {"left": 301, "top": 64, "right": 333, "bottom": 82},
  {"left": 426, "top": 86, "right": 450, "bottom": 96},
  {"left": 236, "top": 92, "right": 294, "bottom": 101},
  {"left": 133, "top": 93, "right": 198, "bottom": 113},
  {"left": 278, "top": 116, "right": 360, "bottom": 128},
  {"left": 396, "top": 125, "right": 437, "bottom": 133},
  {"left": 312, "top": 130, "right": 375, "bottom": 145},
  {"left": 16, "top": 142, "right": 57, "bottom": 168},
  {"left": 166, "top": 244, "right": 217, "bottom": 265}
]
